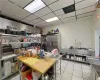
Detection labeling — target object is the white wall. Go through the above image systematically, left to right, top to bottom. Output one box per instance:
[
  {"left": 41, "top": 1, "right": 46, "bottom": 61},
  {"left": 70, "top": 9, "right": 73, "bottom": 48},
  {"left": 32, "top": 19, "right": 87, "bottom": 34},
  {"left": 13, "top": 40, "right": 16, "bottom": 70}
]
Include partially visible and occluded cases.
[
  {"left": 0, "top": 17, "right": 40, "bottom": 33},
  {"left": 43, "top": 18, "right": 92, "bottom": 49}
]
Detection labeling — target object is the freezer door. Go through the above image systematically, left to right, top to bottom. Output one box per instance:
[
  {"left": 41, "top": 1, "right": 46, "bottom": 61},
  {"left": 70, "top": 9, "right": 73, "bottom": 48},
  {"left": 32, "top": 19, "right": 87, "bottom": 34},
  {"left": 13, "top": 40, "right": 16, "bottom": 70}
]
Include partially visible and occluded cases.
[{"left": 46, "top": 35, "right": 58, "bottom": 51}]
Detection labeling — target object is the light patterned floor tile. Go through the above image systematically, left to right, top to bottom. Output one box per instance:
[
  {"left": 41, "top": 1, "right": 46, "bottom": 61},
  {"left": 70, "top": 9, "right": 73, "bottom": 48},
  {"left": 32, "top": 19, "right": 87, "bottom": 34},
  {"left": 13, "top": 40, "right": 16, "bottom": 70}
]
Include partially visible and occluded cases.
[{"left": 72, "top": 75, "right": 83, "bottom": 80}]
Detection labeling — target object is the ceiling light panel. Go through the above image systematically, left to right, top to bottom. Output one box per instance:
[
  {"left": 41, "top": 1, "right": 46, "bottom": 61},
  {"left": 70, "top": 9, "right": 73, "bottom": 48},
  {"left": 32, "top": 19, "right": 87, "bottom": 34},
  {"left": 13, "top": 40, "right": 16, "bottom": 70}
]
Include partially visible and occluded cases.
[
  {"left": 0, "top": 0, "right": 8, "bottom": 11},
  {"left": 9, "top": 0, "right": 33, "bottom": 8},
  {"left": 24, "top": 0, "right": 46, "bottom": 13},
  {"left": 42, "top": 0, "right": 58, "bottom": 5},
  {"left": 49, "top": 0, "right": 74, "bottom": 11},
  {"left": 75, "top": 0, "right": 95, "bottom": 10},
  {"left": 1, "top": 1, "right": 30, "bottom": 19},
  {"left": 76, "top": 6, "right": 96, "bottom": 15},
  {"left": 34, "top": 7, "right": 52, "bottom": 17},
  {"left": 54, "top": 9, "right": 64, "bottom": 16},
  {"left": 77, "top": 11, "right": 95, "bottom": 18},
  {"left": 58, "top": 12, "right": 75, "bottom": 19},
  {"left": 41, "top": 13, "right": 56, "bottom": 20},
  {"left": 24, "top": 14, "right": 38, "bottom": 21},
  {"left": 45, "top": 17, "right": 59, "bottom": 22}
]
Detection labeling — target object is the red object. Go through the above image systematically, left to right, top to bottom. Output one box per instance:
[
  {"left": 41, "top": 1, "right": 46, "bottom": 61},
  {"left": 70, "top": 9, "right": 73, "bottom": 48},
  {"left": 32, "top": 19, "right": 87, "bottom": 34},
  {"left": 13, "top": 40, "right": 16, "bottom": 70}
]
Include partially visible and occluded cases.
[{"left": 25, "top": 73, "right": 33, "bottom": 80}]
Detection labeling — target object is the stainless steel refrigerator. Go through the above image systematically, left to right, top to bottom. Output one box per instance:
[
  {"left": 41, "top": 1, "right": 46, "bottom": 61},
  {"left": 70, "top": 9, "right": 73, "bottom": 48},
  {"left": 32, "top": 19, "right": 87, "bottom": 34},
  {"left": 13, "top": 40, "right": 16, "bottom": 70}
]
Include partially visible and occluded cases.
[{"left": 46, "top": 33, "right": 61, "bottom": 52}]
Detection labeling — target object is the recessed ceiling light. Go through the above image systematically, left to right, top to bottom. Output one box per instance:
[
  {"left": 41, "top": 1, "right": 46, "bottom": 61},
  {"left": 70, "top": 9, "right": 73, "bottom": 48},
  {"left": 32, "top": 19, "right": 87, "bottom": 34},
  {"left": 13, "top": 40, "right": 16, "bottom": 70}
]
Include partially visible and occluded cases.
[
  {"left": 24, "top": 0, "right": 46, "bottom": 13},
  {"left": 45, "top": 17, "right": 59, "bottom": 22}
]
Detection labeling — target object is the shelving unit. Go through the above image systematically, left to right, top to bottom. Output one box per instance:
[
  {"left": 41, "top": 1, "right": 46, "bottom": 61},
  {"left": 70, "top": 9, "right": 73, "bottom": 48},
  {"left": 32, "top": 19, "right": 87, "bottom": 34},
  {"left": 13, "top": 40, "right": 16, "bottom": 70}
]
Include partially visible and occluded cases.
[
  {"left": 0, "top": 33, "right": 42, "bottom": 80},
  {"left": 0, "top": 33, "right": 19, "bottom": 80}
]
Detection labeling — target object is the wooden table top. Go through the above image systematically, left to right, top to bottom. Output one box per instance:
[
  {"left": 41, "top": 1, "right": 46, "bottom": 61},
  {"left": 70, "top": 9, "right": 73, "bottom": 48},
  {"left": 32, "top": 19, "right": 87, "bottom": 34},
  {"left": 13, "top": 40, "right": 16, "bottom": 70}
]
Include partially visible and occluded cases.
[{"left": 17, "top": 56, "right": 56, "bottom": 74}]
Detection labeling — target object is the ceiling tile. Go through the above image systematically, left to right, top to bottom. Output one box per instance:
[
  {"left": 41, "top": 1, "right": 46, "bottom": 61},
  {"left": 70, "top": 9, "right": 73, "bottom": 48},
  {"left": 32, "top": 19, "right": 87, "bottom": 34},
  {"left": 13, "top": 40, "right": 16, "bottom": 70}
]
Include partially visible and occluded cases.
[
  {"left": 0, "top": 0, "right": 8, "bottom": 11},
  {"left": 9, "top": 0, "right": 33, "bottom": 8},
  {"left": 42, "top": 0, "right": 58, "bottom": 5},
  {"left": 49, "top": 0, "right": 74, "bottom": 11},
  {"left": 75, "top": 0, "right": 95, "bottom": 10},
  {"left": 75, "top": 0, "right": 83, "bottom": 3},
  {"left": 1, "top": 1, "right": 30, "bottom": 19},
  {"left": 76, "top": 6, "right": 96, "bottom": 15},
  {"left": 34, "top": 7, "right": 52, "bottom": 17},
  {"left": 54, "top": 9, "right": 64, "bottom": 16},
  {"left": 77, "top": 11, "right": 95, "bottom": 18},
  {"left": 1, "top": 12, "right": 22, "bottom": 20},
  {"left": 58, "top": 12, "right": 75, "bottom": 19},
  {"left": 41, "top": 13, "right": 56, "bottom": 20},
  {"left": 24, "top": 14, "right": 38, "bottom": 21},
  {"left": 62, "top": 16, "right": 76, "bottom": 23},
  {"left": 68, "top": 16, "right": 76, "bottom": 20},
  {"left": 77, "top": 16, "right": 92, "bottom": 20},
  {"left": 32, "top": 18, "right": 43, "bottom": 24},
  {"left": 61, "top": 18, "right": 68, "bottom": 22},
  {"left": 21, "top": 19, "right": 29, "bottom": 23},
  {"left": 68, "top": 19, "right": 76, "bottom": 23},
  {"left": 51, "top": 20, "right": 62, "bottom": 25}
]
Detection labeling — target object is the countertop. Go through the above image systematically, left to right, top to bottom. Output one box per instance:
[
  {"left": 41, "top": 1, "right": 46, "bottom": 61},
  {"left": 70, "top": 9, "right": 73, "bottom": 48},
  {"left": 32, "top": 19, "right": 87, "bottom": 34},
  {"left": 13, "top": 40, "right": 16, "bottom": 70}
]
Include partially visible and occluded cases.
[{"left": 87, "top": 56, "right": 100, "bottom": 76}]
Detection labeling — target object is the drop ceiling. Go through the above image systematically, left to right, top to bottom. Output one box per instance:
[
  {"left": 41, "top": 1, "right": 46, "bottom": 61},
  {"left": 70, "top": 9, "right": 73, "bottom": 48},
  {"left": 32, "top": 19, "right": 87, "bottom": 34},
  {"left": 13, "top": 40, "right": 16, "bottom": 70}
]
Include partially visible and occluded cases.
[{"left": 0, "top": 0, "right": 96, "bottom": 27}]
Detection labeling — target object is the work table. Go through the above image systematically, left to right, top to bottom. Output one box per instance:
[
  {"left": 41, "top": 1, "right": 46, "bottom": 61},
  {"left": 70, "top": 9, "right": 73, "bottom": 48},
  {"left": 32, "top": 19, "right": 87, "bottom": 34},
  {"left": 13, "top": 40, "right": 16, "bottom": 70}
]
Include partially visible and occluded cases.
[{"left": 17, "top": 55, "right": 62, "bottom": 80}]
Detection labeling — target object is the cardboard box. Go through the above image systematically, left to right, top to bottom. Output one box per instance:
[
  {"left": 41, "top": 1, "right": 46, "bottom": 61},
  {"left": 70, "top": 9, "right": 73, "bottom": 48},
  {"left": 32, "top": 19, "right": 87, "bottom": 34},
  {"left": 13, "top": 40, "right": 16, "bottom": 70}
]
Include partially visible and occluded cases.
[{"left": 21, "top": 69, "right": 32, "bottom": 80}]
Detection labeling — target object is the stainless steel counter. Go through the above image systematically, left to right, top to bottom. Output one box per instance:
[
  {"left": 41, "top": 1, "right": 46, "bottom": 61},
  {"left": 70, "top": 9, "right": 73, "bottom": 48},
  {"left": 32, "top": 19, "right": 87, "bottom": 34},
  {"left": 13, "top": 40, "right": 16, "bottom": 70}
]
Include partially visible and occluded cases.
[{"left": 88, "top": 56, "right": 100, "bottom": 77}]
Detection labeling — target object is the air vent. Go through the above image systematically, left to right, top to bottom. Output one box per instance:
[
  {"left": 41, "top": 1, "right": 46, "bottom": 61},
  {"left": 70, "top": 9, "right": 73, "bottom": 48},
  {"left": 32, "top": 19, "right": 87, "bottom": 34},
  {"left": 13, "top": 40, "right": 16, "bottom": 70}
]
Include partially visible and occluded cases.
[{"left": 63, "top": 4, "right": 75, "bottom": 14}]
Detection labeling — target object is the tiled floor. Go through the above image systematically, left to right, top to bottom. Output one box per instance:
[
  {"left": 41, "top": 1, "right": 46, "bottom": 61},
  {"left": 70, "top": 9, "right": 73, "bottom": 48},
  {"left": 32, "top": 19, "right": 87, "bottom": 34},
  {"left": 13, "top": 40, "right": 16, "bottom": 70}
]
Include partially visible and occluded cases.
[{"left": 56, "top": 60, "right": 91, "bottom": 80}]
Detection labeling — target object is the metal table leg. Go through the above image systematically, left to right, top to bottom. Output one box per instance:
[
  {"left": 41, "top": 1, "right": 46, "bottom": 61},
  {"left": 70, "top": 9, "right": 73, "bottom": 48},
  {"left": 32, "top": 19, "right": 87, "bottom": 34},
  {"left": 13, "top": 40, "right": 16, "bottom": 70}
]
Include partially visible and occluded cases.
[
  {"left": 60, "top": 58, "right": 61, "bottom": 75},
  {"left": 18, "top": 60, "right": 21, "bottom": 80},
  {"left": 0, "top": 61, "right": 2, "bottom": 80},
  {"left": 54, "top": 63, "right": 56, "bottom": 80},
  {"left": 42, "top": 74, "right": 44, "bottom": 80}
]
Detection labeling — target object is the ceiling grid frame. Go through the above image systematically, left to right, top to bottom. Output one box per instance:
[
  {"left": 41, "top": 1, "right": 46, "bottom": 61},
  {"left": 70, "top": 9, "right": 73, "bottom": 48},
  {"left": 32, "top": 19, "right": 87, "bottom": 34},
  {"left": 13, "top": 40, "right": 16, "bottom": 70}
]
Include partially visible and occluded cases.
[
  {"left": 0, "top": 0, "right": 96, "bottom": 27},
  {"left": 41, "top": 0, "right": 64, "bottom": 24}
]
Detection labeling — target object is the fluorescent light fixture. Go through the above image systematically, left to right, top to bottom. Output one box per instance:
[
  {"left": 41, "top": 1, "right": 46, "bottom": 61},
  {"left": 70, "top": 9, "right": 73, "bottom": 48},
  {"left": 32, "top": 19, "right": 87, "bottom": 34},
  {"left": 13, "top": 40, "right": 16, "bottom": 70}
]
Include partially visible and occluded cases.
[
  {"left": 24, "top": 0, "right": 46, "bottom": 13},
  {"left": 45, "top": 17, "right": 59, "bottom": 22}
]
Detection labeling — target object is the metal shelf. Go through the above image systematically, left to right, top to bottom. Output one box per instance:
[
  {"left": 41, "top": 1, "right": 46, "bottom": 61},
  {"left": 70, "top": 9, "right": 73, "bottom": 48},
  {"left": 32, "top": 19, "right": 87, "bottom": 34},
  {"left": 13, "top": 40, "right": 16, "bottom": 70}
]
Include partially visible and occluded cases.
[
  {"left": 1, "top": 33, "right": 19, "bottom": 37},
  {"left": 0, "top": 54, "right": 17, "bottom": 61},
  {"left": 2, "top": 70, "right": 19, "bottom": 80}
]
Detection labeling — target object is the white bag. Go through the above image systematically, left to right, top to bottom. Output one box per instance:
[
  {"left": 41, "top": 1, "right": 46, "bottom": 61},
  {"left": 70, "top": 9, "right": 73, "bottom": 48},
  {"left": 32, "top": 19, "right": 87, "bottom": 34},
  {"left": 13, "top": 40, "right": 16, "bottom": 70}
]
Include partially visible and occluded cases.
[{"left": 32, "top": 71, "right": 41, "bottom": 80}]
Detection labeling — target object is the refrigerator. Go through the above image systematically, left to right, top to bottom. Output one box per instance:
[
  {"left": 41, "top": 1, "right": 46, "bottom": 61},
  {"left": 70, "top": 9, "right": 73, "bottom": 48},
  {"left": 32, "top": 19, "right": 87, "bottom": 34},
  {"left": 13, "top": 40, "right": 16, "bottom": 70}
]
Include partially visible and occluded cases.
[{"left": 46, "top": 34, "right": 61, "bottom": 52}]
